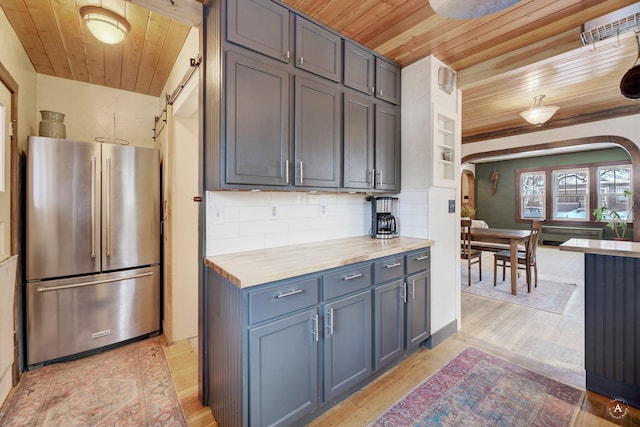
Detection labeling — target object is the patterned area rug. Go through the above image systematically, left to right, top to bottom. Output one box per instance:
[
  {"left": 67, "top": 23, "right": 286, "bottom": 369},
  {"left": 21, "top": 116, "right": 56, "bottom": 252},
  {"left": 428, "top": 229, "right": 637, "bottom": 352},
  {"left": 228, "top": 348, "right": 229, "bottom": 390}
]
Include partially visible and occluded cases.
[
  {"left": 461, "top": 267, "right": 576, "bottom": 314},
  {"left": 0, "top": 337, "right": 186, "bottom": 426},
  {"left": 370, "top": 347, "right": 584, "bottom": 427}
]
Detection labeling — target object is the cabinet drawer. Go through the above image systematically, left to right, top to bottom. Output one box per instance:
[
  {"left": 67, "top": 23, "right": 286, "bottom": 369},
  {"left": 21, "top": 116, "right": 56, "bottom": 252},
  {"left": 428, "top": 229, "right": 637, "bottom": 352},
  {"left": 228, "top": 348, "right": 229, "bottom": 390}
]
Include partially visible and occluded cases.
[
  {"left": 406, "top": 249, "right": 430, "bottom": 275},
  {"left": 374, "top": 256, "right": 405, "bottom": 284},
  {"left": 324, "top": 264, "right": 372, "bottom": 300},
  {"left": 249, "top": 277, "right": 319, "bottom": 324}
]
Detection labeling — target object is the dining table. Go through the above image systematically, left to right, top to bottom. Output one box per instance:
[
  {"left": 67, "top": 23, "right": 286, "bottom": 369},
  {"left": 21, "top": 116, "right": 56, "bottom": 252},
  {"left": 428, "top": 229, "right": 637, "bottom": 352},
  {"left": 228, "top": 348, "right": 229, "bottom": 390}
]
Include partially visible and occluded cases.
[{"left": 469, "top": 227, "right": 531, "bottom": 295}]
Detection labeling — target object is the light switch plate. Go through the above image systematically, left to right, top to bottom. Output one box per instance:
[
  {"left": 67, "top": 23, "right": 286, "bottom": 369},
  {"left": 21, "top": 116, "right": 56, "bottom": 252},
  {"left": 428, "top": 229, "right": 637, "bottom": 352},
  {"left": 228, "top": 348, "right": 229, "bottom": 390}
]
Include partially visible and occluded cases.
[{"left": 448, "top": 200, "right": 455, "bottom": 213}]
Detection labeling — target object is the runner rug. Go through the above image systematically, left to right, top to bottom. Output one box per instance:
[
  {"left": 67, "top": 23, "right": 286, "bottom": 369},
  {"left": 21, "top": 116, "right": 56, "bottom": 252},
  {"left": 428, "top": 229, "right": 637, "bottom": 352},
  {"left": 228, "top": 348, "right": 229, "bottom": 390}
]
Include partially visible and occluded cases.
[
  {"left": 461, "top": 267, "right": 576, "bottom": 314},
  {"left": 0, "top": 337, "right": 186, "bottom": 426},
  {"left": 369, "top": 347, "right": 583, "bottom": 427}
]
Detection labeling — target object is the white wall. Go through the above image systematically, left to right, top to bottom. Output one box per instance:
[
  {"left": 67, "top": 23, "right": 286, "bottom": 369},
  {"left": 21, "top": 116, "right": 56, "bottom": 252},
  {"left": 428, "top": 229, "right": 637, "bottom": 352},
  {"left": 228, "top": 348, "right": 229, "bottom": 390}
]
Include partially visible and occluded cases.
[{"left": 36, "top": 74, "right": 158, "bottom": 148}]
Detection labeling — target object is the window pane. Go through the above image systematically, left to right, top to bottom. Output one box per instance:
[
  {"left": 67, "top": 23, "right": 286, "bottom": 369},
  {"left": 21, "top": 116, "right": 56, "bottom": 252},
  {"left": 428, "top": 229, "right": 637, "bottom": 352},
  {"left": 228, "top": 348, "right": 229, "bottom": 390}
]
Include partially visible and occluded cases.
[
  {"left": 597, "top": 166, "right": 632, "bottom": 220},
  {"left": 553, "top": 169, "right": 588, "bottom": 221},
  {"left": 520, "top": 172, "right": 545, "bottom": 219}
]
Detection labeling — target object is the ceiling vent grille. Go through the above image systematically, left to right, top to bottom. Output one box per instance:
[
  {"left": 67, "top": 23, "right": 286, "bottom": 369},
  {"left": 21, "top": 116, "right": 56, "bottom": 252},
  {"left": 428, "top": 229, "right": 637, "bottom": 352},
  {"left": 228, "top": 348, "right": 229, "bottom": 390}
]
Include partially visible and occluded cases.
[{"left": 580, "top": 3, "right": 640, "bottom": 47}]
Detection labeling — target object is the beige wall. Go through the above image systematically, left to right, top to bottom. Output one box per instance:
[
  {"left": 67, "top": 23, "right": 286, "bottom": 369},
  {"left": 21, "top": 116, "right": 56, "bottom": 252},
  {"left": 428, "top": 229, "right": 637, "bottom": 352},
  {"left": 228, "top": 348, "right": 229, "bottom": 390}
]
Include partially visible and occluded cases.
[{"left": 36, "top": 74, "right": 158, "bottom": 148}]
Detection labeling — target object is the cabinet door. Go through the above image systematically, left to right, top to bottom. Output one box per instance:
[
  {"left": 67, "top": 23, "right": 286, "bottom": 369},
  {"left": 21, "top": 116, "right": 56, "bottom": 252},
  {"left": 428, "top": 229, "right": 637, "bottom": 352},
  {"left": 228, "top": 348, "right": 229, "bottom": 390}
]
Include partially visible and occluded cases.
[
  {"left": 226, "top": 0, "right": 290, "bottom": 63},
  {"left": 295, "top": 16, "right": 342, "bottom": 82},
  {"left": 344, "top": 41, "right": 374, "bottom": 95},
  {"left": 225, "top": 51, "right": 290, "bottom": 186},
  {"left": 375, "top": 58, "right": 400, "bottom": 105},
  {"left": 295, "top": 76, "right": 341, "bottom": 188},
  {"left": 344, "top": 93, "right": 374, "bottom": 189},
  {"left": 374, "top": 104, "right": 400, "bottom": 191},
  {"left": 406, "top": 270, "right": 430, "bottom": 349},
  {"left": 374, "top": 280, "right": 405, "bottom": 371},
  {"left": 323, "top": 290, "right": 372, "bottom": 401},
  {"left": 249, "top": 308, "right": 319, "bottom": 427}
]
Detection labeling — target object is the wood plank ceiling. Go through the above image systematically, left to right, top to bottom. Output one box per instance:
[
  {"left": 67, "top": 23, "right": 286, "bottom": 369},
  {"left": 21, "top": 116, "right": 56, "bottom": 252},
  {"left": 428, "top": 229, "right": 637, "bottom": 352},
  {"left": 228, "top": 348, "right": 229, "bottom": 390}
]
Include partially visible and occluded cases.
[{"left": 2, "top": 0, "right": 640, "bottom": 143}]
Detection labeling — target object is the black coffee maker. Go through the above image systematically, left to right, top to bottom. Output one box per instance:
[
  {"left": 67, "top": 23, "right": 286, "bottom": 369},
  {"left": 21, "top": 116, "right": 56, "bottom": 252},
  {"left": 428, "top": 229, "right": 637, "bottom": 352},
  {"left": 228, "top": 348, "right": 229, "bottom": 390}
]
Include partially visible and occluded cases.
[{"left": 369, "top": 196, "right": 399, "bottom": 239}]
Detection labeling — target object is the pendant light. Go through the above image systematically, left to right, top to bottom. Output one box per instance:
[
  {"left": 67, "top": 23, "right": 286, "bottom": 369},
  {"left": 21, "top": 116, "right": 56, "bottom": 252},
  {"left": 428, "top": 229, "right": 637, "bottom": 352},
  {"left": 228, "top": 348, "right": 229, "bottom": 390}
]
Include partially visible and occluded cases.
[
  {"left": 430, "top": 0, "right": 523, "bottom": 20},
  {"left": 80, "top": 6, "right": 130, "bottom": 45},
  {"left": 519, "top": 95, "right": 559, "bottom": 126}
]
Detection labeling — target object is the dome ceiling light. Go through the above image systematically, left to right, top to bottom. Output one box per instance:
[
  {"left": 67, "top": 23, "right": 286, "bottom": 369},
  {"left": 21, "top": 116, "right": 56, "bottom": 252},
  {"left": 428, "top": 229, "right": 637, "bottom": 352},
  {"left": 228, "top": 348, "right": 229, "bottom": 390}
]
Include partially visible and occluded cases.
[
  {"left": 429, "top": 0, "right": 523, "bottom": 20},
  {"left": 80, "top": 6, "right": 130, "bottom": 45},
  {"left": 519, "top": 95, "right": 560, "bottom": 126}
]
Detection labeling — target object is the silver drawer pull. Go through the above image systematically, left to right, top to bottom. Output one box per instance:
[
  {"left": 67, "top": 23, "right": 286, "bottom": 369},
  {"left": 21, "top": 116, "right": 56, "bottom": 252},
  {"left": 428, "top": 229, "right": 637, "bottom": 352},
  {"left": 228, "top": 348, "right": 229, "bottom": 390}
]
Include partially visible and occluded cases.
[
  {"left": 414, "top": 255, "right": 429, "bottom": 261},
  {"left": 384, "top": 262, "right": 401, "bottom": 269},
  {"left": 343, "top": 273, "right": 363, "bottom": 281},
  {"left": 275, "top": 289, "right": 303, "bottom": 299}
]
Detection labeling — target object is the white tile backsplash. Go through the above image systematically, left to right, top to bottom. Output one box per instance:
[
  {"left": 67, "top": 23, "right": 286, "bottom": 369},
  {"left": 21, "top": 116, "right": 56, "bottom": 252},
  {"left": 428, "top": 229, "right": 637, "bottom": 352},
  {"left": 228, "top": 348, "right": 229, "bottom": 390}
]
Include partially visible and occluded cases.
[{"left": 206, "top": 191, "right": 372, "bottom": 255}]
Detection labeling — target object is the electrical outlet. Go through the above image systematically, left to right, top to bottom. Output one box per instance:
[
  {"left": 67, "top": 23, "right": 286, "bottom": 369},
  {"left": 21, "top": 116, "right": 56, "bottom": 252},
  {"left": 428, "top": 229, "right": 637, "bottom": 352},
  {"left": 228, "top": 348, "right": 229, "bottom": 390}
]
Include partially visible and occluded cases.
[
  {"left": 320, "top": 204, "right": 328, "bottom": 216},
  {"left": 271, "top": 205, "right": 279, "bottom": 218},
  {"left": 211, "top": 206, "right": 224, "bottom": 224}
]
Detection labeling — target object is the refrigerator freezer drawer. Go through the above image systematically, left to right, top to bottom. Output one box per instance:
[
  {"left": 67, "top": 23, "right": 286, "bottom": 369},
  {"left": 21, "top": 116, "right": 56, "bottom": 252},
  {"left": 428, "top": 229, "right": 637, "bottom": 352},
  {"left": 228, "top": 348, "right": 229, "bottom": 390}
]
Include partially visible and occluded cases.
[{"left": 26, "top": 265, "right": 160, "bottom": 366}]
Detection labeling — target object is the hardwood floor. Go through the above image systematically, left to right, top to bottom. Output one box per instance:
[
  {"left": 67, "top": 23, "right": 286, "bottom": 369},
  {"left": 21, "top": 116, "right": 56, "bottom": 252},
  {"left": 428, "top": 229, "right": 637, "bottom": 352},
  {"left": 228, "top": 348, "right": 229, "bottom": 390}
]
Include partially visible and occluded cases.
[{"left": 163, "top": 246, "right": 639, "bottom": 426}]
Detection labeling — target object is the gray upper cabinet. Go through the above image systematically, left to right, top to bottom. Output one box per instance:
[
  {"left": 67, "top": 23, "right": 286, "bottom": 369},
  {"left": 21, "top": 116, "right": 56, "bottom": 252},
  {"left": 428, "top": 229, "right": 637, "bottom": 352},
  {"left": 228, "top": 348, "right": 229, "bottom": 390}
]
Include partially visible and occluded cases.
[
  {"left": 226, "top": 0, "right": 291, "bottom": 63},
  {"left": 295, "top": 16, "right": 342, "bottom": 82},
  {"left": 344, "top": 41, "right": 374, "bottom": 95},
  {"left": 225, "top": 51, "right": 290, "bottom": 186},
  {"left": 375, "top": 58, "right": 401, "bottom": 105},
  {"left": 295, "top": 76, "right": 342, "bottom": 188},
  {"left": 344, "top": 93, "right": 374, "bottom": 190},
  {"left": 375, "top": 104, "right": 401, "bottom": 192}
]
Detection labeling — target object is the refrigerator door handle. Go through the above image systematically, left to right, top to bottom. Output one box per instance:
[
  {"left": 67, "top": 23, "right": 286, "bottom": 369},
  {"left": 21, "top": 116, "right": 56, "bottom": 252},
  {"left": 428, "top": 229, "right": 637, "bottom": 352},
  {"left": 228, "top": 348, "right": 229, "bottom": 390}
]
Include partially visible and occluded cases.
[
  {"left": 91, "top": 156, "right": 97, "bottom": 258},
  {"left": 106, "top": 157, "right": 112, "bottom": 257},
  {"left": 36, "top": 271, "right": 154, "bottom": 293}
]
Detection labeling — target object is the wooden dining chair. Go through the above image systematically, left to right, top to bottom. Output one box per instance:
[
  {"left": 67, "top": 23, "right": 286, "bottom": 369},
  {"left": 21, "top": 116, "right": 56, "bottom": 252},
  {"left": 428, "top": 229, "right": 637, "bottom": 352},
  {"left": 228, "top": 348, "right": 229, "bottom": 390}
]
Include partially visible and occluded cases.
[
  {"left": 461, "top": 219, "right": 482, "bottom": 286},
  {"left": 493, "top": 220, "right": 543, "bottom": 292}
]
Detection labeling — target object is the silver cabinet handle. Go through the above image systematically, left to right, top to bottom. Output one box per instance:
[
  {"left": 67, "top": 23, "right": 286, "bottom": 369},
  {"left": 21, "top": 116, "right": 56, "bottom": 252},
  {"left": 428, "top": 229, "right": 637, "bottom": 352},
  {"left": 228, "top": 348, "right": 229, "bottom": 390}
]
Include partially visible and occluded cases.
[
  {"left": 285, "top": 50, "right": 290, "bottom": 60},
  {"left": 300, "top": 56, "right": 304, "bottom": 65},
  {"left": 371, "top": 86, "right": 375, "bottom": 94},
  {"left": 379, "top": 89, "right": 383, "bottom": 96},
  {"left": 90, "top": 156, "right": 96, "bottom": 259},
  {"left": 105, "top": 157, "right": 112, "bottom": 257},
  {"left": 285, "top": 159, "right": 289, "bottom": 184},
  {"left": 299, "top": 160, "right": 304, "bottom": 184},
  {"left": 369, "top": 168, "right": 375, "bottom": 188},
  {"left": 377, "top": 170, "right": 383, "bottom": 186},
  {"left": 415, "top": 255, "right": 429, "bottom": 261},
  {"left": 384, "top": 262, "right": 401, "bottom": 269},
  {"left": 37, "top": 271, "right": 153, "bottom": 293},
  {"left": 343, "top": 273, "right": 363, "bottom": 281},
  {"left": 412, "top": 280, "right": 416, "bottom": 300},
  {"left": 402, "top": 282, "right": 407, "bottom": 303},
  {"left": 275, "top": 289, "right": 303, "bottom": 299},
  {"left": 326, "top": 308, "right": 334, "bottom": 335},
  {"left": 312, "top": 314, "right": 319, "bottom": 342}
]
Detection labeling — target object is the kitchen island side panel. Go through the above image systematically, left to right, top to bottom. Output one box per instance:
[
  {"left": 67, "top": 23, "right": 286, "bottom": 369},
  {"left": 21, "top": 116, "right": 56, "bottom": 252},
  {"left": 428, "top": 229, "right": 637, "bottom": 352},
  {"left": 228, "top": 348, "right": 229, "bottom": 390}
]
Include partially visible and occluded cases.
[
  {"left": 584, "top": 253, "right": 640, "bottom": 408},
  {"left": 206, "top": 269, "right": 247, "bottom": 427}
]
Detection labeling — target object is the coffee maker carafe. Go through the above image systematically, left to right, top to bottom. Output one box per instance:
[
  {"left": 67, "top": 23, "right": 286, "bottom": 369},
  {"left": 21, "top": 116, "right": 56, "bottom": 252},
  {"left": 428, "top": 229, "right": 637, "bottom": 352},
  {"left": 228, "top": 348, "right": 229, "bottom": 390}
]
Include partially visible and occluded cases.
[{"left": 369, "top": 196, "right": 399, "bottom": 239}]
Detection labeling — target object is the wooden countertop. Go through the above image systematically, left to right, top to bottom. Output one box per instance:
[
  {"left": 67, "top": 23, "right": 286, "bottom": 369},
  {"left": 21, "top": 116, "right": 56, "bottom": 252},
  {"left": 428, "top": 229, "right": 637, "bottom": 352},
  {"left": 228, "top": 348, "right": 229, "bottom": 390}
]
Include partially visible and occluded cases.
[
  {"left": 205, "top": 236, "right": 435, "bottom": 288},
  {"left": 560, "top": 238, "right": 640, "bottom": 259}
]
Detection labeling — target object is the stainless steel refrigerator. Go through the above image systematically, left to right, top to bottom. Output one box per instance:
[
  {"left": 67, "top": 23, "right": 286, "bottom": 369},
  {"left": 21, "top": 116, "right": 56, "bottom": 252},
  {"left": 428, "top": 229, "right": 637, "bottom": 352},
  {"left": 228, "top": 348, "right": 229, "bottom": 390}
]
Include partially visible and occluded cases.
[{"left": 26, "top": 136, "right": 161, "bottom": 367}]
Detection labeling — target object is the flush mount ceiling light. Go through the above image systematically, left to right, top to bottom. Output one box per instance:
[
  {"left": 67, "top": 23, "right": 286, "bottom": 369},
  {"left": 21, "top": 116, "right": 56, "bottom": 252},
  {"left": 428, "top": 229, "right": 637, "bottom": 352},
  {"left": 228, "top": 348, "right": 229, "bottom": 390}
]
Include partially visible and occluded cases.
[
  {"left": 430, "top": 0, "right": 522, "bottom": 20},
  {"left": 80, "top": 6, "right": 130, "bottom": 45},
  {"left": 519, "top": 95, "right": 560, "bottom": 126}
]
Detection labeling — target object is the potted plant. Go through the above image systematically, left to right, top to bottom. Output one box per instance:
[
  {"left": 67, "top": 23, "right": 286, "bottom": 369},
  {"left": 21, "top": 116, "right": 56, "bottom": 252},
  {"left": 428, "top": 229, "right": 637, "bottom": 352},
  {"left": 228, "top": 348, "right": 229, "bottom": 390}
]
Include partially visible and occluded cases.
[
  {"left": 592, "top": 189, "right": 633, "bottom": 240},
  {"left": 460, "top": 205, "right": 477, "bottom": 219}
]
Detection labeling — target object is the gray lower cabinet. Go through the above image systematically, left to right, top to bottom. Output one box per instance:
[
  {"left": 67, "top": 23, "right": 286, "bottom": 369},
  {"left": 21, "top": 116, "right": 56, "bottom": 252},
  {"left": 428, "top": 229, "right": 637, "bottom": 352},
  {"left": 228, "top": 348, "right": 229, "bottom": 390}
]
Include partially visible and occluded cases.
[
  {"left": 226, "top": 0, "right": 291, "bottom": 63},
  {"left": 225, "top": 50, "right": 290, "bottom": 186},
  {"left": 295, "top": 76, "right": 342, "bottom": 188},
  {"left": 205, "top": 248, "right": 429, "bottom": 427},
  {"left": 406, "top": 270, "right": 430, "bottom": 349},
  {"left": 373, "top": 279, "right": 405, "bottom": 370},
  {"left": 323, "top": 290, "right": 372, "bottom": 401},
  {"left": 249, "top": 307, "right": 319, "bottom": 426}
]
